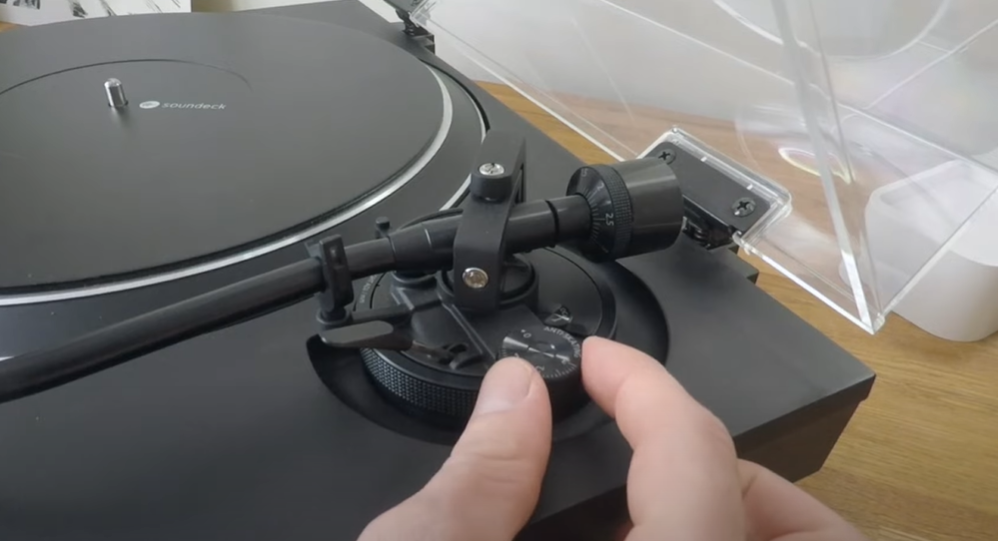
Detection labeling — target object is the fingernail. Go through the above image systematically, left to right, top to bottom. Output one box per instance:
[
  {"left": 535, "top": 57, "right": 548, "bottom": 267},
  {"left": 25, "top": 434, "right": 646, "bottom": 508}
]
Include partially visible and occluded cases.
[{"left": 474, "top": 359, "right": 535, "bottom": 416}]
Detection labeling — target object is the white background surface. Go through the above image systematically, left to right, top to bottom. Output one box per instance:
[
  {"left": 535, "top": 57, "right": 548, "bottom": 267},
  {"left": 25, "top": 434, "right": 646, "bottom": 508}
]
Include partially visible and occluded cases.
[
  {"left": 0, "top": 0, "right": 190, "bottom": 25},
  {"left": 192, "top": 0, "right": 491, "bottom": 80}
]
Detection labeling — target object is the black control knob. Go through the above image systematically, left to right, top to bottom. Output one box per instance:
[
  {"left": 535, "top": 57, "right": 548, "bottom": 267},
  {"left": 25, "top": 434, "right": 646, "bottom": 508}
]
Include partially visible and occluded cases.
[
  {"left": 567, "top": 157, "right": 685, "bottom": 261},
  {"left": 500, "top": 326, "right": 585, "bottom": 416}
]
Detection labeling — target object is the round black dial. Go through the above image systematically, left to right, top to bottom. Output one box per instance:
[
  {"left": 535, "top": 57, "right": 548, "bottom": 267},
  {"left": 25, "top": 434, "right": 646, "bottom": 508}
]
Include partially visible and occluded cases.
[
  {"left": 567, "top": 157, "right": 685, "bottom": 262},
  {"left": 568, "top": 165, "right": 634, "bottom": 261},
  {"left": 501, "top": 326, "right": 586, "bottom": 416},
  {"left": 501, "top": 326, "right": 582, "bottom": 379}
]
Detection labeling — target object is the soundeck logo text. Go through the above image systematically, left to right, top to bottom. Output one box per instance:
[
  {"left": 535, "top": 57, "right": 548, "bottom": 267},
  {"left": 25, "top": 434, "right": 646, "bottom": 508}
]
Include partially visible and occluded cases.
[{"left": 139, "top": 100, "right": 226, "bottom": 110}]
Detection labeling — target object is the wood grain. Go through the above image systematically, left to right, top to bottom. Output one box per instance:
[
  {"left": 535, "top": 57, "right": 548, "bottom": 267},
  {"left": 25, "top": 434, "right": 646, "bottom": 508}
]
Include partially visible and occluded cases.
[
  {"left": 2, "top": 21, "right": 996, "bottom": 541},
  {"left": 482, "top": 82, "right": 998, "bottom": 541}
]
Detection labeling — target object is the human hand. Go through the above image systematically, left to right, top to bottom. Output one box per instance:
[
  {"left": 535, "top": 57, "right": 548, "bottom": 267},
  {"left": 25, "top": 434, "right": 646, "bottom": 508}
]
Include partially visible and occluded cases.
[
  {"left": 357, "top": 337, "right": 868, "bottom": 541},
  {"left": 357, "top": 354, "right": 552, "bottom": 541}
]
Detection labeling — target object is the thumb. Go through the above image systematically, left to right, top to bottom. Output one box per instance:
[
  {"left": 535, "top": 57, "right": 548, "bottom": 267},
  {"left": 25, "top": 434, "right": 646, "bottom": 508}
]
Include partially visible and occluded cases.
[{"left": 358, "top": 358, "right": 553, "bottom": 541}]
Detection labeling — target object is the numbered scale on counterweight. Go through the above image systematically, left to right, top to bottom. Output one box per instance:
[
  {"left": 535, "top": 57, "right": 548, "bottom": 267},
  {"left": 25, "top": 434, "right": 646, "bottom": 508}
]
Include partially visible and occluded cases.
[{"left": 501, "top": 326, "right": 586, "bottom": 412}]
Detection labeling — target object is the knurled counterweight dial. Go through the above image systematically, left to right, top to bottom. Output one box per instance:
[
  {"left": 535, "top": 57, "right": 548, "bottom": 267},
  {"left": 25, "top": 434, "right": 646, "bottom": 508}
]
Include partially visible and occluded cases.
[
  {"left": 567, "top": 158, "right": 685, "bottom": 262},
  {"left": 568, "top": 165, "right": 634, "bottom": 261}
]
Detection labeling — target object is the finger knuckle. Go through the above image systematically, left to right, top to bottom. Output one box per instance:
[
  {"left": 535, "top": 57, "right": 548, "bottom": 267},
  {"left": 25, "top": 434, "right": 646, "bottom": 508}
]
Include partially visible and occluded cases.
[
  {"left": 698, "top": 407, "right": 737, "bottom": 457},
  {"left": 445, "top": 427, "right": 542, "bottom": 494},
  {"left": 452, "top": 440, "right": 538, "bottom": 487}
]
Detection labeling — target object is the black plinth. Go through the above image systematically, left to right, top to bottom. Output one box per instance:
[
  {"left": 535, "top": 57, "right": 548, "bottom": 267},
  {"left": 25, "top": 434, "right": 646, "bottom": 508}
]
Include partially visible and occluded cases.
[{"left": 0, "top": 3, "right": 875, "bottom": 541}]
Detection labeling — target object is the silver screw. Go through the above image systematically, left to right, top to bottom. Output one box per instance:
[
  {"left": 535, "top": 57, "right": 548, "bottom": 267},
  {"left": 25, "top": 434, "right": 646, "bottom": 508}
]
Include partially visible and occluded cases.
[
  {"left": 104, "top": 78, "right": 128, "bottom": 108},
  {"left": 479, "top": 163, "right": 506, "bottom": 177},
  {"left": 732, "top": 197, "right": 757, "bottom": 218},
  {"left": 462, "top": 267, "right": 490, "bottom": 289}
]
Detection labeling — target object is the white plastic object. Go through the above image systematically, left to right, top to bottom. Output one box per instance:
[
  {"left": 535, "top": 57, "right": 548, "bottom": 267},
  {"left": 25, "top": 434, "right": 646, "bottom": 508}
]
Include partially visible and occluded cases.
[{"left": 865, "top": 161, "right": 998, "bottom": 341}]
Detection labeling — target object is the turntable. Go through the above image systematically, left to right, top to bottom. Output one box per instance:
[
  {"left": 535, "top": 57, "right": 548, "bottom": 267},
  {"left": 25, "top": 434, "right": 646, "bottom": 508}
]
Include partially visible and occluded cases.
[{"left": 0, "top": 2, "right": 877, "bottom": 540}]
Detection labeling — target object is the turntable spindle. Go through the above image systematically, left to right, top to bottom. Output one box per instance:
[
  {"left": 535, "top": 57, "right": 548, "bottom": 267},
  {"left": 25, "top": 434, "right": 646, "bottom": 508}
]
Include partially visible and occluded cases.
[{"left": 104, "top": 78, "right": 128, "bottom": 108}]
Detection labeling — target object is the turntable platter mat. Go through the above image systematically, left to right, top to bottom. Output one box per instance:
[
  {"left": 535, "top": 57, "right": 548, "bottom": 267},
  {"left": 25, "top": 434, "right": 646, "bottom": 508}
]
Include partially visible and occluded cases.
[{"left": 0, "top": 13, "right": 445, "bottom": 289}]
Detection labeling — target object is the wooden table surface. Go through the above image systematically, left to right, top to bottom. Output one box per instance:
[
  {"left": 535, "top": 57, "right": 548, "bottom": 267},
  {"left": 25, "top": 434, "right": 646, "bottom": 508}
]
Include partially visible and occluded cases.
[{"left": 2, "top": 20, "right": 996, "bottom": 541}]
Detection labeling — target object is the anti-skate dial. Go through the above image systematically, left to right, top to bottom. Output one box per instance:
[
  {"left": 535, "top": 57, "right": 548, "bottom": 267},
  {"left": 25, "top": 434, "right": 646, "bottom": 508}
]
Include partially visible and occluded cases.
[{"left": 501, "top": 326, "right": 586, "bottom": 415}]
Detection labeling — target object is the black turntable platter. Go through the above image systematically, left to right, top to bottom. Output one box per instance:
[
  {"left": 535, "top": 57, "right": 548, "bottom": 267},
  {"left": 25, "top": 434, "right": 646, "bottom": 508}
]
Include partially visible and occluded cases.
[{"left": 0, "top": 13, "right": 474, "bottom": 293}]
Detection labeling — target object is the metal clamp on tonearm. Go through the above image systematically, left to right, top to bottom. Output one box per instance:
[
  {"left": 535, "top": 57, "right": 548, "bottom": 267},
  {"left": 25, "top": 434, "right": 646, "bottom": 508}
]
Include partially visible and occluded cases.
[{"left": 0, "top": 131, "right": 686, "bottom": 405}]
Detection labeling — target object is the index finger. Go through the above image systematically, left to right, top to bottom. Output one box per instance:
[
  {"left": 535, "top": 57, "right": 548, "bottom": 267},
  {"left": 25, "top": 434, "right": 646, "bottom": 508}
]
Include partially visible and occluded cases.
[{"left": 582, "top": 337, "right": 743, "bottom": 541}]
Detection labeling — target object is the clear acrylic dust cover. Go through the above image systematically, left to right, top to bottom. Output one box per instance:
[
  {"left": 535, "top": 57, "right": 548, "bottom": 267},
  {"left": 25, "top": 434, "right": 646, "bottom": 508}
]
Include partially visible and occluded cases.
[{"left": 412, "top": 0, "right": 998, "bottom": 333}]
